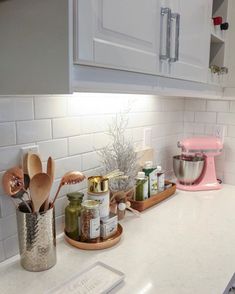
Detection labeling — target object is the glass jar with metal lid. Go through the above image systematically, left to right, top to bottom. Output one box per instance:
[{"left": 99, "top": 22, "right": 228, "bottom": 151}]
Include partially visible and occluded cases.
[
  {"left": 65, "top": 192, "right": 84, "bottom": 240},
  {"left": 80, "top": 200, "right": 100, "bottom": 243}
]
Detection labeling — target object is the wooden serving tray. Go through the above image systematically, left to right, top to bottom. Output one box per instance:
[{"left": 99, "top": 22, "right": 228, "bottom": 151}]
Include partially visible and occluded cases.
[
  {"left": 130, "top": 181, "right": 176, "bottom": 212},
  {"left": 64, "top": 224, "right": 123, "bottom": 250}
]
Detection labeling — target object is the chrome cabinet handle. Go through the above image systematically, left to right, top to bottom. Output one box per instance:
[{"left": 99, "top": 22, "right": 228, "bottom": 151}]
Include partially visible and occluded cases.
[
  {"left": 160, "top": 7, "right": 171, "bottom": 60},
  {"left": 170, "top": 13, "right": 180, "bottom": 63}
]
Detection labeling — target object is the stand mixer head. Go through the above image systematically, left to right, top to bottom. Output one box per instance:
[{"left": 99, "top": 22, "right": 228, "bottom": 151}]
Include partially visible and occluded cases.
[{"left": 173, "top": 136, "right": 223, "bottom": 191}]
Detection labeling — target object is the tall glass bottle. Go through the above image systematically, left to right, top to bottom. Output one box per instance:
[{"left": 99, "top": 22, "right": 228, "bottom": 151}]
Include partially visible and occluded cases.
[{"left": 65, "top": 192, "right": 84, "bottom": 240}]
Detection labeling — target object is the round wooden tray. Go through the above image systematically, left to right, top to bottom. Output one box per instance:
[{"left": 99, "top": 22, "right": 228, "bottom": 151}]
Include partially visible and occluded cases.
[{"left": 64, "top": 224, "right": 123, "bottom": 250}]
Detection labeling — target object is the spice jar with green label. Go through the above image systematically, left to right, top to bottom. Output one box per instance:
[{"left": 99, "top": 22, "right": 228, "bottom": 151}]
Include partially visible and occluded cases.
[{"left": 65, "top": 192, "right": 84, "bottom": 240}]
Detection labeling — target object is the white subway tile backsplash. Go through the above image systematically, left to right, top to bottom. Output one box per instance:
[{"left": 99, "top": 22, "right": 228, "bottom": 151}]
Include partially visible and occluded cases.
[
  {"left": 69, "top": 93, "right": 130, "bottom": 115},
  {"left": 131, "top": 95, "right": 161, "bottom": 112},
  {"left": 35, "top": 96, "right": 67, "bottom": 119},
  {"left": 0, "top": 97, "right": 34, "bottom": 122},
  {"left": 161, "top": 98, "right": 184, "bottom": 112},
  {"left": 185, "top": 99, "right": 206, "bottom": 111},
  {"left": 206, "top": 100, "right": 229, "bottom": 112},
  {"left": 230, "top": 101, "right": 235, "bottom": 113},
  {"left": 184, "top": 111, "right": 195, "bottom": 122},
  {"left": 195, "top": 112, "right": 216, "bottom": 123},
  {"left": 128, "top": 113, "right": 152, "bottom": 128},
  {"left": 218, "top": 113, "right": 235, "bottom": 125},
  {"left": 81, "top": 115, "right": 112, "bottom": 134},
  {"left": 53, "top": 117, "right": 81, "bottom": 138},
  {"left": 17, "top": 120, "right": 52, "bottom": 143},
  {"left": 0, "top": 122, "right": 16, "bottom": 147},
  {"left": 184, "top": 123, "right": 194, "bottom": 134},
  {"left": 184, "top": 123, "right": 204, "bottom": 135},
  {"left": 194, "top": 123, "right": 205, "bottom": 134},
  {"left": 205, "top": 124, "right": 215, "bottom": 135},
  {"left": 227, "top": 126, "right": 235, "bottom": 138},
  {"left": 131, "top": 127, "right": 144, "bottom": 142},
  {"left": 93, "top": 132, "right": 112, "bottom": 150},
  {"left": 69, "top": 134, "right": 93, "bottom": 155},
  {"left": 152, "top": 137, "right": 166, "bottom": 150},
  {"left": 38, "top": 139, "right": 68, "bottom": 161},
  {"left": 0, "top": 144, "right": 32, "bottom": 172},
  {"left": 82, "top": 151, "right": 100, "bottom": 171},
  {"left": 55, "top": 155, "right": 82, "bottom": 179},
  {"left": 222, "top": 160, "right": 235, "bottom": 174},
  {"left": 0, "top": 172, "right": 4, "bottom": 200},
  {"left": 224, "top": 173, "right": 235, "bottom": 185},
  {"left": 0, "top": 195, "right": 15, "bottom": 218},
  {"left": 55, "top": 196, "right": 68, "bottom": 217},
  {"left": 1, "top": 214, "right": 17, "bottom": 240},
  {"left": 55, "top": 215, "right": 65, "bottom": 235},
  {"left": 0, "top": 220, "right": 2, "bottom": 241},
  {"left": 3, "top": 235, "right": 19, "bottom": 259},
  {"left": 0, "top": 242, "right": 5, "bottom": 262}
]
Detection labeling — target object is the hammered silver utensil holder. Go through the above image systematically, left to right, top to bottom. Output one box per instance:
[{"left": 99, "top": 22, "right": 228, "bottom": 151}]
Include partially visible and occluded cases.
[{"left": 16, "top": 203, "right": 57, "bottom": 272}]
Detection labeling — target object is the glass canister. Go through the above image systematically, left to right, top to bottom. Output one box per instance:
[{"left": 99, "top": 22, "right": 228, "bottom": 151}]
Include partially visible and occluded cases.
[
  {"left": 65, "top": 192, "right": 84, "bottom": 240},
  {"left": 80, "top": 200, "right": 100, "bottom": 243}
]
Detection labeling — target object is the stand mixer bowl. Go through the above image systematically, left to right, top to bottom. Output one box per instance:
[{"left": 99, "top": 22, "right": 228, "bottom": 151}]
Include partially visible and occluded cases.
[{"left": 173, "top": 155, "right": 205, "bottom": 185}]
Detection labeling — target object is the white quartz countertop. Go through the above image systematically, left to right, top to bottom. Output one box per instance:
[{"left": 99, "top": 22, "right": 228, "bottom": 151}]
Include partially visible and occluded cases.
[{"left": 1, "top": 185, "right": 235, "bottom": 294}]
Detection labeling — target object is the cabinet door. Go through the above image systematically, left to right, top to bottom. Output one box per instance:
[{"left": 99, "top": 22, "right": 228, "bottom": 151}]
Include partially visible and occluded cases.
[
  {"left": 0, "top": 0, "right": 72, "bottom": 95},
  {"left": 75, "top": 0, "right": 161, "bottom": 75},
  {"left": 169, "top": 0, "right": 211, "bottom": 83}
]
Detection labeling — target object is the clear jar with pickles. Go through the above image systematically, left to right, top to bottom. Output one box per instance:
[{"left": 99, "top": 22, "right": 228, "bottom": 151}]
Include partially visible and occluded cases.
[{"left": 65, "top": 192, "right": 84, "bottom": 240}]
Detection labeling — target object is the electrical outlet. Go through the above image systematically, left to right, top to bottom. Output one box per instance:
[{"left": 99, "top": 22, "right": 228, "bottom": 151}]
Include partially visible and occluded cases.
[
  {"left": 214, "top": 125, "right": 226, "bottom": 142},
  {"left": 143, "top": 128, "right": 152, "bottom": 147},
  {"left": 21, "top": 145, "right": 39, "bottom": 173}
]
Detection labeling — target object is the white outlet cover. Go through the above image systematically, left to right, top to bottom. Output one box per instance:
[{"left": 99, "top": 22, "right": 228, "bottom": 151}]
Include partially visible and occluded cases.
[
  {"left": 213, "top": 125, "right": 226, "bottom": 143},
  {"left": 143, "top": 128, "right": 152, "bottom": 147},
  {"left": 20, "top": 145, "right": 39, "bottom": 170},
  {"left": 21, "top": 145, "right": 39, "bottom": 156}
]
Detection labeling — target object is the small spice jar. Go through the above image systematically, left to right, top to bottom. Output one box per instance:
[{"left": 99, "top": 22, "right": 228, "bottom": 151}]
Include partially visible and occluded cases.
[
  {"left": 65, "top": 192, "right": 84, "bottom": 240},
  {"left": 80, "top": 200, "right": 100, "bottom": 243}
]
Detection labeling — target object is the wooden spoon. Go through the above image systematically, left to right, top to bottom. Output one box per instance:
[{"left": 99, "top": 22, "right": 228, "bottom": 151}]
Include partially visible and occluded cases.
[
  {"left": 27, "top": 153, "right": 42, "bottom": 180},
  {"left": 43, "top": 157, "right": 55, "bottom": 211},
  {"left": 47, "top": 157, "right": 55, "bottom": 183},
  {"left": 52, "top": 171, "right": 85, "bottom": 206},
  {"left": 30, "top": 173, "right": 51, "bottom": 213}
]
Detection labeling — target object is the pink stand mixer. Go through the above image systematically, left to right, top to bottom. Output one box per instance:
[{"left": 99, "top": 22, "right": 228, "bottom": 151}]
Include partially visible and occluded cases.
[{"left": 173, "top": 136, "right": 223, "bottom": 191}]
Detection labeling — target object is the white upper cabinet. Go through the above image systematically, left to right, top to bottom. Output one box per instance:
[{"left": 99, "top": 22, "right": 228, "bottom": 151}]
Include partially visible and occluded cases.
[
  {"left": 0, "top": 0, "right": 72, "bottom": 95},
  {"left": 0, "top": 0, "right": 226, "bottom": 95},
  {"left": 75, "top": 0, "right": 161, "bottom": 75},
  {"left": 75, "top": 0, "right": 212, "bottom": 83},
  {"left": 163, "top": 0, "right": 211, "bottom": 83}
]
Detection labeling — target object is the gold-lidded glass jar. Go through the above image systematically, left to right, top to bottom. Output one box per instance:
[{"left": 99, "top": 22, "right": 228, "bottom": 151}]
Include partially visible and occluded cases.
[
  {"left": 65, "top": 192, "right": 84, "bottom": 241},
  {"left": 80, "top": 200, "right": 100, "bottom": 243}
]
